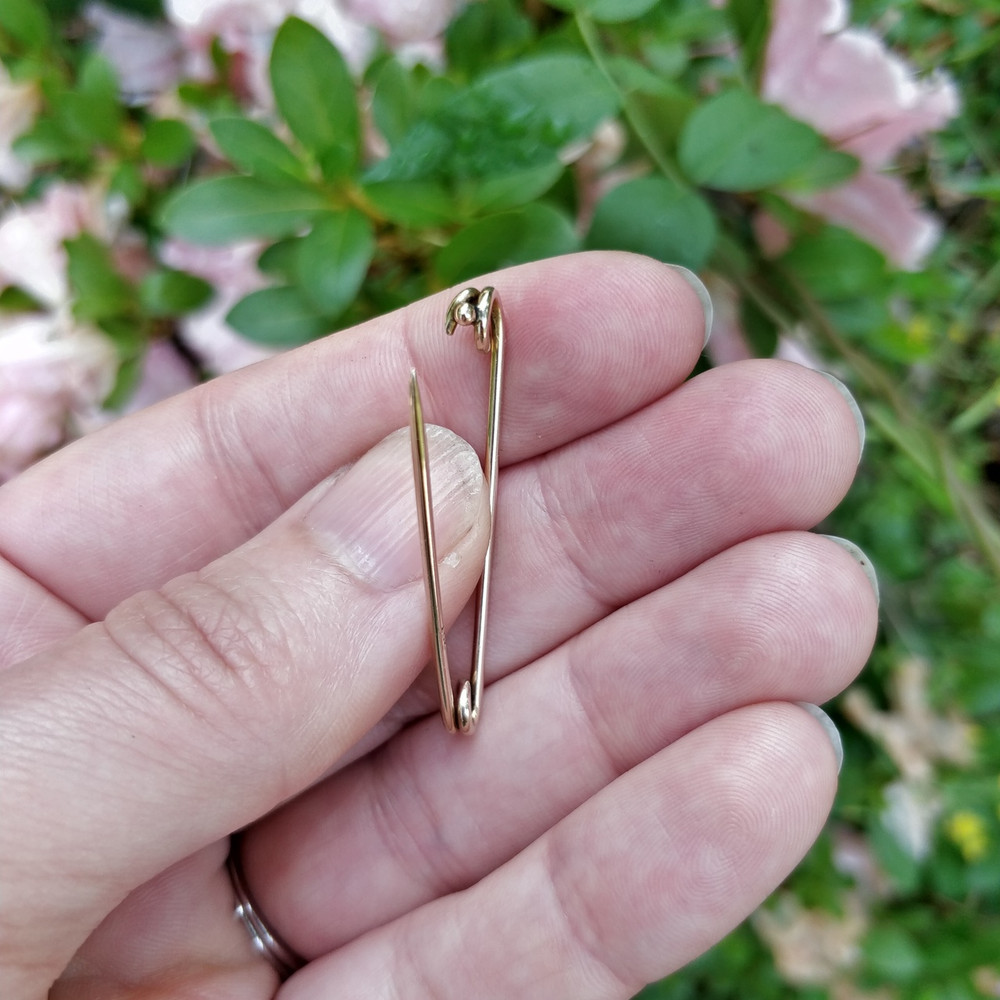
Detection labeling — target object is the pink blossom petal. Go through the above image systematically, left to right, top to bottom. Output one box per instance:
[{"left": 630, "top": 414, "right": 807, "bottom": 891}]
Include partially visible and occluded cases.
[
  {"left": 165, "top": 0, "right": 374, "bottom": 104},
  {"left": 341, "top": 0, "right": 462, "bottom": 43},
  {"left": 763, "top": 0, "right": 847, "bottom": 112},
  {"left": 764, "top": 0, "right": 959, "bottom": 169},
  {"left": 87, "top": 3, "right": 185, "bottom": 104},
  {"left": 0, "top": 64, "right": 40, "bottom": 192},
  {"left": 839, "top": 70, "right": 959, "bottom": 168},
  {"left": 795, "top": 169, "right": 940, "bottom": 270},
  {"left": 0, "top": 184, "right": 109, "bottom": 306},
  {"left": 752, "top": 210, "right": 793, "bottom": 258},
  {"left": 161, "top": 239, "right": 278, "bottom": 374},
  {"left": 703, "top": 276, "right": 755, "bottom": 366},
  {"left": 0, "top": 311, "right": 118, "bottom": 479},
  {"left": 125, "top": 339, "right": 198, "bottom": 411},
  {"left": 0, "top": 391, "right": 65, "bottom": 482}
]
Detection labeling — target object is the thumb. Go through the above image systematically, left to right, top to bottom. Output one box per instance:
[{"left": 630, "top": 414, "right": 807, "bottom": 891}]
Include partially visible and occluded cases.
[{"left": 0, "top": 426, "right": 488, "bottom": 989}]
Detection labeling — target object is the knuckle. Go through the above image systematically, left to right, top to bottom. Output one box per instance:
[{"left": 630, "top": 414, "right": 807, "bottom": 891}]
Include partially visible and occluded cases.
[{"left": 101, "top": 563, "right": 304, "bottom": 733}]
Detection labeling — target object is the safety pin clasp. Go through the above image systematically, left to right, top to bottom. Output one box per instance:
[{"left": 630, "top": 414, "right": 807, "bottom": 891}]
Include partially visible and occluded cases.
[{"left": 409, "top": 286, "right": 504, "bottom": 735}]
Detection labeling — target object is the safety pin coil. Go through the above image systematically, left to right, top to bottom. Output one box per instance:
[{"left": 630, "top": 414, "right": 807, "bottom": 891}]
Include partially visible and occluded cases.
[{"left": 409, "top": 287, "right": 504, "bottom": 735}]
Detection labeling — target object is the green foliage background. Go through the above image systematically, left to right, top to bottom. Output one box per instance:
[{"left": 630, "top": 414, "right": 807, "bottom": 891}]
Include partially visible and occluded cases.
[{"left": 2, "top": 0, "right": 999, "bottom": 995}]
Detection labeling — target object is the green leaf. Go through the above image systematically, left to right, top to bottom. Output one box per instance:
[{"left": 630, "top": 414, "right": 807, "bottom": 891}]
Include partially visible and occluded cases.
[
  {"left": 0, "top": 0, "right": 51, "bottom": 51},
  {"left": 97, "top": 0, "right": 165, "bottom": 17},
  {"left": 444, "top": 0, "right": 533, "bottom": 76},
  {"left": 545, "top": 0, "right": 661, "bottom": 23},
  {"left": 725, "top": 0, "right": 771, "bottom": 84},
  {"left": 269, "top": 16, "right": 359, "bottom": 174},
  {"left": 367, "top": 54, "right": 618, "bottom": 186},
  {"left": 51, "top": 55, "right": 124, "bottom": 149},
  {"left": 370, "top": 58, "right": 420, "bottom": 148},
  {"left": 678, "top": 90, "right": 825, "bottom": 191},
  {"left": 209, "top": 117, "right": 308, "bottom": 184},
  {"left": 12, "top": 118, "right": 84, "bottom": 165},
  {"left": 141, "top": 118, "right": 196, "bottom": 167},
  {"left": 783, "top": 149, "right": 860, "bottom": 193},
  {"left": 109, "top": 161, "right": 146, "bottom": 206},
  {"left": 456, "top": 161, "right": 564, "bottom": 215},
  {"left": 159, "top": 175, "right": 329, "bottom": 245},
  {"left": 585, "top": 175, "right": 716, "bottom": 270},
  {"left": 950, "top": 175, "right": 1000, "bottom": 200},
  {"left": 363, "top": 180, "right": 458, "bottom": 227},
  {"left": 435, "top": 203, "right": 579, "bottom": 284},
  {"left": 294, "top": 210, "right": 375, "bottom": 317},
  {"left": 780, "top": 225, "right": 888, "bottom": 301},
  {"left": 65, "top": 234, "right": 134, "bottom": 322},
  {"left": 257, "top": 238, "right": 302, "bottom": 281},
  {"left": 139, "top": 268, "right": 212, "bottom": 316},
  {"left": 0, "top": 285, "right": 44, "bottom": 312},
  {"left": 225, "top": 286, "right": 329, "bottom": 346},
  {"left": 739, "top": 293, "right": 778, "bottom": 357},
  {"left": 102, "top": 350, "right": 145, "bottom": 411},
  {"left": 868, "top": 815, "right": 922, "bottom": 894},
  {"left": 862, "top": 926, "right": 924, "bottom": 983}
]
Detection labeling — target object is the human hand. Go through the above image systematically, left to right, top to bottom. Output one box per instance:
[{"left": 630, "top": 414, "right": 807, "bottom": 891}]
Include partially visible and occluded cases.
[{"left": 0, "top": 253, "right": 878, "bottom": 999}]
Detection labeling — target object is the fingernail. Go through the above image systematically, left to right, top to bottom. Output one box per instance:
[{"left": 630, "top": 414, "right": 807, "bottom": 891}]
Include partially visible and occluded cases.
[
  {"left": 666, "top": 264, "right": 713, "bottom": 348},
  {"left": 817, "top": 371, "right": 865, "bottom": 460},
  {"left": 304, "top": 426, "right": 484, "bottom": 590},
  {"left": 820, "top": 535, "right": 880, "bottom": 604},
  {"left": 797, "top": 702, "right": 844, "bottom": 773}
]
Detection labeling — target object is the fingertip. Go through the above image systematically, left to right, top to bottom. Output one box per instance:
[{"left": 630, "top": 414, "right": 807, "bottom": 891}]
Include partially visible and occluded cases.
[
  {"left": 816, "top": 371, "right": 866, "bottom": 462},
  {"left": 796, "top": 702, "right": 845, "bottom": 773}
]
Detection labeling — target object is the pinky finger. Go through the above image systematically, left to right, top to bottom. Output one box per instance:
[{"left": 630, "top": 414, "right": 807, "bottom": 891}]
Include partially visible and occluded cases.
[{"left": 279, "top": 702, "right": 841, "bottom": 1000}]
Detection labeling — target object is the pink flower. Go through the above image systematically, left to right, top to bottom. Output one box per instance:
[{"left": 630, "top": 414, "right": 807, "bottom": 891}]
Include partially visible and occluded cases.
[
  {"left": 165, "top": 0, "right": 374, "bottom": 106},
  {"left": 341, "top": 0, "right": 464, "bottom": 43},
  {"left": 762, "top": 0, "right": 959, "bottom": 269},
  {"left": 86, "top": 3, "right": 185, "bottom": 104},
  {"left": 0, "top": 63, "right": 40, "bottom": 193},
  {"left": 0, "top": 183, "right": 111, "bottom": 307},
  {"left": 160, "top": 239, "right": 278, "bottom": 374},
  {"left": 0, "top": 311, "right": 118, "bottom": 482},
  {"left": 122, "top": 339, "right": 197, "bottom": 412}
]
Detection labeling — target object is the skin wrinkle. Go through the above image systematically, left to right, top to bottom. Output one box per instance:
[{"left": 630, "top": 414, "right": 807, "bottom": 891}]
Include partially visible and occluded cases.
[
  {"left": 186, "top": 378, "right": 292, "bottom": 542},
  {"left": 532, "top": 454, "right": 619, "bottom": 618},
  {"left": 0, "top": 563, "right": 86, "bottom": 667},
  {"left": 562, "top": 632, "right": 635, "bottom": 781},
  {"left": 365, "top": 744, "right": 463, "bottom": 916},
  {"left": 542, "top": 827, "right": 639, "bottom": 999},
  {"left": 387, "top": 908, "right": 455, "bottom": 1000}
]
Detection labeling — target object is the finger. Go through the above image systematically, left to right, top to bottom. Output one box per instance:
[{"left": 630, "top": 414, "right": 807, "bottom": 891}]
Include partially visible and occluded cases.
[
  {"left": 0, "top": 253, "right": 710, "bottom": 631},
  {"left": 330, "top": 358, "right": 864, "bottom": 755},
  {"left": 478, "top": 358, "right": 864, "bottom": 675},
  {"left": 0, "top": 428, "right": 487, "bottom": 994},
  {"left": 243, "top": 530, "right": 876, "bottom": 957},
  {"left": 0, "top": 558, "right": 86, "bottom": 667},
  {"left": 279, "top": 703, "right": 841, "bottom": 999},
  {"left": 51, "top": 843, "right": 276, "bottom": 1000}
]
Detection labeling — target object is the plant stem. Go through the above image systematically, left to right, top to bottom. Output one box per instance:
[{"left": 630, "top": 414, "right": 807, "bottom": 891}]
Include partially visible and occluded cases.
[{"left": 575, "top": 12, "right": 684, "bottom": 185}]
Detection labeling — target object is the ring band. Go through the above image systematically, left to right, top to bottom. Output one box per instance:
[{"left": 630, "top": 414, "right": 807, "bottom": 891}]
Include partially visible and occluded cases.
[{"left": 227, "top": 833, "right": 305, "bottom": 980}]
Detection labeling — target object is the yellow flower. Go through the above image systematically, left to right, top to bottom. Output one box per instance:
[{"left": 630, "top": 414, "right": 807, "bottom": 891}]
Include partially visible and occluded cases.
[{"left": 945, "top": 810, "right": 989, "bottom": 863}]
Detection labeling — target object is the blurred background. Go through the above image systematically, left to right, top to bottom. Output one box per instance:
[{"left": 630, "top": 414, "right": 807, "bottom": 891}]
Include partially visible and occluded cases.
[{"left": 1, "top": 0, "right": 998, "bottom": 996}]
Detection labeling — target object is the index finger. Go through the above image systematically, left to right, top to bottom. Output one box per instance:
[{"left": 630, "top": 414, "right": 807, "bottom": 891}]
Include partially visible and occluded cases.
[{"left": 0, "top": 252, "right": 708, "bottom": 623}]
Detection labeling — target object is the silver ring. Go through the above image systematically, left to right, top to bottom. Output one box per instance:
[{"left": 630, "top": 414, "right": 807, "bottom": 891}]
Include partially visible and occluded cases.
[{"left": 227, "top": 833, "right": 305, "bottom": 980}]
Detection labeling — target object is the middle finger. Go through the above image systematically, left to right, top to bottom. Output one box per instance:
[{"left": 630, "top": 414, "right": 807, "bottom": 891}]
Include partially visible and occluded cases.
[{"left": 245, "top": 529, "right": 876, "bottom": 959}]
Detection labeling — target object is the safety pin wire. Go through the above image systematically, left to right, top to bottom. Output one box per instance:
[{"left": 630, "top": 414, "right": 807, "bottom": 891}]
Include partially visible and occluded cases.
[{"left": 409, "top": 287, "right": 504, "bottom": 735}]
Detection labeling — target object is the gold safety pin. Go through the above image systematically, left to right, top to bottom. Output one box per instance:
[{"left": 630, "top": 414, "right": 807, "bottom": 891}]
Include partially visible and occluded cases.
[{"left": 409, "top": 287, "right": 504, "bottom": 735}]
